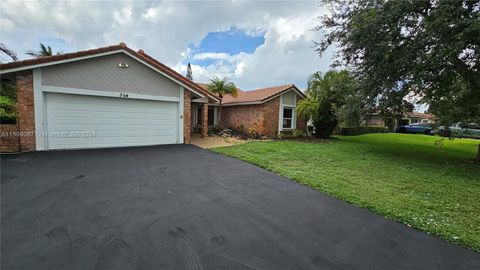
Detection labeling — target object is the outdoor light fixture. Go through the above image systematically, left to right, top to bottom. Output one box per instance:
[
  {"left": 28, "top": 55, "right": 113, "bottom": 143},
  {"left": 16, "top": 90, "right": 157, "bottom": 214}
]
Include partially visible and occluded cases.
[{"left": 118, "top": 62, "right": 129, "bottom": 68}]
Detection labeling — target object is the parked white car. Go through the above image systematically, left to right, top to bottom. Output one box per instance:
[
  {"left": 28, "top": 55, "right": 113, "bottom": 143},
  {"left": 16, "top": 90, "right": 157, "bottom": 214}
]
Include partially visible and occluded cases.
[{"left": 434, "top": 123, "right": 480, "bottom": 139}]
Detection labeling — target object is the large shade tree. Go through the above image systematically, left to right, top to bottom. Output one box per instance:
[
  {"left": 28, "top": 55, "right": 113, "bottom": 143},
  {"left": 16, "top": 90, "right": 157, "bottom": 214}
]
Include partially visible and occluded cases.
[
  {"left": 316, "top": 0, "right": 480, "bottom": 161},
  {"left": 207, "top": 77, "right": 238, "bottom": 125}
]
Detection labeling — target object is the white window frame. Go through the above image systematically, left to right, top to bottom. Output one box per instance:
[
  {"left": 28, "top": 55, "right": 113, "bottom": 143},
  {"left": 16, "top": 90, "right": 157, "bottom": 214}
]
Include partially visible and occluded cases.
[
  {"left": 278, "top": 91, "right": 297, "bottom": 133},
  {"left": 282, "top": 107, "right": 295, "bottom": 130}
]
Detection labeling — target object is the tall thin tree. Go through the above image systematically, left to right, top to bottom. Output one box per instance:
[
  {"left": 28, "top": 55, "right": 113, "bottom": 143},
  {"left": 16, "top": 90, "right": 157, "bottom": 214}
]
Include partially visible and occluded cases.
[{"left": 186, "top": 62, "right": 193, "bottom": 80}]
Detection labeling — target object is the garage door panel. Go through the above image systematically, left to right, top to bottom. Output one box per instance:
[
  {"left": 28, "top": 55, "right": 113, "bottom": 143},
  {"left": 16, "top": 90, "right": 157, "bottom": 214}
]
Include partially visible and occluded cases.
[
  {"left": 46, "top": 93, "right": 179, "bottom": 150},
  {"left": 50, "top": 111, "right": 90, "bottom": 119},
  {"left": 94, "top": 112, "right": 122, "bottom": 118},
  {"left": 90, "top": 120, "right": 123, "bottom": 126},
  {"left": 150, "top": 126, "right": 176, "bottom": 132},
  {"left": 92, "top": 131, "right": 122, "bottom": 138}
]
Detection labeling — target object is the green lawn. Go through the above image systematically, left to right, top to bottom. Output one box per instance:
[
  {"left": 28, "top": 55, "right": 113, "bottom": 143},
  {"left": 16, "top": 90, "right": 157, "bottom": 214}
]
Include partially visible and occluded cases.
[{"left": 213, "top": 133, "right": 480, "bottom": 251}]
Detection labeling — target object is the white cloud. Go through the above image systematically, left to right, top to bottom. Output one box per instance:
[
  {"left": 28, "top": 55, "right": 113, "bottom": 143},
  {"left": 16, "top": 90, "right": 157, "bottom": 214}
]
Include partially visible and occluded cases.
[
  {"left": 0, "top": 0, "right": 334, "bottom": 90},
  {"left": 192, "top": 52, "right": 233, "bottom": 61}
]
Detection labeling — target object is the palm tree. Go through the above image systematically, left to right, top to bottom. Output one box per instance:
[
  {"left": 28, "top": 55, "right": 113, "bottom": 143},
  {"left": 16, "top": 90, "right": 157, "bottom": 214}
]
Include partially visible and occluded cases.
[
  {"left": 0, "top": 43, "right": 18, "bottom": 61},
  {"left": 26, "top": 43, "right": 59, "bottom": 58},
  {"left": 297, "top": 71, "right": 344, "bottom": 138},
  {"left": 207, "top": 77, "right": 238, "bottom": 125}
]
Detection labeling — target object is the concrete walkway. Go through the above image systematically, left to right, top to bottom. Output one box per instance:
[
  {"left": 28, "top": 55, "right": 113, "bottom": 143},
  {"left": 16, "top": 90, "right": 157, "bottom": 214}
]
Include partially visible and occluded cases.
[{"left": 191, "top": 135, "right": 246, "bottom": 148}]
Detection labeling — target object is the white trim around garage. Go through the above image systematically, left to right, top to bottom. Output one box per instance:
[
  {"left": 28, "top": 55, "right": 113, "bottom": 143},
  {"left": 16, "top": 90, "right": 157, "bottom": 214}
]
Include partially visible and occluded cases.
[
  {"left": 33, "top": 68, "right": 46, "bottom": 150},
  {"left": 33, "top": 79, "right": 184, "bottom": 150},
  {"left": 42, "top": 85, "right": 180, "bottom": 102},
  {"left": 178, "top": 86, "right": 185, "bottom": 144}
]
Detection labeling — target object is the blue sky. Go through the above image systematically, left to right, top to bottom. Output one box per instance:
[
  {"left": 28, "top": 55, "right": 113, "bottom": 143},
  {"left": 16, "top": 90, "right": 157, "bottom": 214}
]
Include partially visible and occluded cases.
[
  {"left": 0, "top": 0, "right": 333, "bottom": 90},
  {"left": 188, "top": 27, "right": 265, "bottom": 67},
  {"left": 191, "top": 27, "right": 265, "bottom": 55}
]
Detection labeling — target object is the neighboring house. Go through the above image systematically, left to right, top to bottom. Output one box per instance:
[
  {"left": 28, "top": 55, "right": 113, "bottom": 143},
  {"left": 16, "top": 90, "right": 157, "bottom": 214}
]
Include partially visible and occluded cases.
[
  {"left": 0, "top": 43, "right": 306, "bottom": 152},
  {"left": 0, "top": 43, "right": 220, "bottom": 152},
  {"left": 196, "top": 83, "right": 307, "bottom": 138},
  {"left": 366, "top": 111, "right": 435, "bottom": 130},
  {"left": 402, "top": 112, "right": 435, "bottom": 125}
]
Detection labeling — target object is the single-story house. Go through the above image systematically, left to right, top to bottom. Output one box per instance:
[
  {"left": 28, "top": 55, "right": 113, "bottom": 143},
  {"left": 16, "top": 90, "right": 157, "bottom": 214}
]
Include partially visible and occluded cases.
[
  {"left": 0, "top": 43, "right": 305, "bottom": 152},
  {"left": 195, "top": 83, "right": 306, "bottom": 138},
  {"left": 366, "top": 111, "right": 435, "bottom": 130},
  {"left": 401, "top": 112, "right": 435, "bottom": 125}
]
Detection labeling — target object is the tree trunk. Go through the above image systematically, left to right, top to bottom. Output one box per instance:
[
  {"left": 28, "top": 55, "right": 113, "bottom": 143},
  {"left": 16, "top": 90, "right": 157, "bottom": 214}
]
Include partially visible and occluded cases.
[
  {"left": 217, "top": 101, "right": 222, "bottom": 127},
  {"left": 476, "top": 143, "right": 480, "bottom": 164}
]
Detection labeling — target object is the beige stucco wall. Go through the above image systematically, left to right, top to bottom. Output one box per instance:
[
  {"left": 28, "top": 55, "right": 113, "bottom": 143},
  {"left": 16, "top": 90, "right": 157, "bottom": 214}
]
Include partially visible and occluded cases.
[{"left": 41, "top": 53, "right": 180, "bottom": 97}]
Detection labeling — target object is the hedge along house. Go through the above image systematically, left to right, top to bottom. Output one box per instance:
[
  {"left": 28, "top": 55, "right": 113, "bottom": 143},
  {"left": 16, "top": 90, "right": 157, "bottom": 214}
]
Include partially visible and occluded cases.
[
  {"left": 0, "top": 43, "right": 220, "bottom": 152},
  {"left": 197, "top": 84, "right": 307, "bottom": 138}
]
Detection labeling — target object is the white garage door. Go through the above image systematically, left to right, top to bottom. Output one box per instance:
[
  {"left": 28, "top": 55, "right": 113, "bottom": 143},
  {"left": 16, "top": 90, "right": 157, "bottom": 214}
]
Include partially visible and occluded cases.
[{"left": 45, "top": 93, "right": 179, "bottom": 150}]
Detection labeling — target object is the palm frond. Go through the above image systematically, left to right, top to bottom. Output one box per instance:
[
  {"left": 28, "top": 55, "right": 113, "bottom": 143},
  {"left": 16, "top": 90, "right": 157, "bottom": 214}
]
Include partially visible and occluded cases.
[
  {"left": 26, "top": 43, "right": 54, "bottom": 58},
  {"left": 207, "top": 77, "right": 238, "bottom": 99},
  {"left": 297, "top": 96, "right": 320, "bottom": 120}
]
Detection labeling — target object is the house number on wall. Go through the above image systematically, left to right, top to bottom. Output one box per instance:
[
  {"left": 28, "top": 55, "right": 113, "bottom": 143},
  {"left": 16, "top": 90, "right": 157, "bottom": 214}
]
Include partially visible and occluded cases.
[{"left": 119, "top": 93, "right": 129, "bottom": 98}]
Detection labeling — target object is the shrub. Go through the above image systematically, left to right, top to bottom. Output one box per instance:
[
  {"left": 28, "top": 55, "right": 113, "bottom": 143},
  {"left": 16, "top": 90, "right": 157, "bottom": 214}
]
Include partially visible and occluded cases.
[
  {"left": 0, "top": 96, "right": 16, "bottom": 124},
  {"left": 312, "top": 99, "right": 338, "bottom": 138},
  {"left": 0, "top": 113, "right": 16, "bottom": 124},
  {"left": 227, "top": 124, "right": 264, "bottom": 140},
  {"left": 192, "top": 125, "right": 202, "bottom": 134},
  {"left": 208, "top": 125, "right": 223, "bottom": 136},
  {"left": 336, "top": 126, "right": 388, "bottom": 136},
  {"left": 248, "top": 127, "right": 258, "bottom": 138},
  {"left": 277, "top": 129, "right": 307, "bottom": 140},
  {"left": 292, "top": 129, "right": 306, "bottom": 138}
]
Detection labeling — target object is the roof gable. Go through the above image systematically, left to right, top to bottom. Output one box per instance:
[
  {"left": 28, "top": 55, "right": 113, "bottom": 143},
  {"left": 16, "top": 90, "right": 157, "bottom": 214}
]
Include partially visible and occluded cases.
[
  {"left": 0, "top": 43, "right": 220, "bottom": 102},
  {"left": 198, "top": 83, "right": 305, "bottom": 105},
  {"left": 406, "top": 112, "right": 434, "bottom": 119}
]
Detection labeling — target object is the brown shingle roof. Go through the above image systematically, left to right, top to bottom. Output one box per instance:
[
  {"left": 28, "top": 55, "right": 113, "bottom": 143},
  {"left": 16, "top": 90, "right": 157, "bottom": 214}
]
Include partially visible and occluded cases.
[
  {"left": 0, "top": 43, "right": 219, "bottom": 101},
  {"left": 198, "top": 83, "right": 302, "bottom": 105},
  {"left": 406, "top": 111, "right": 434, "bottom": 119}
]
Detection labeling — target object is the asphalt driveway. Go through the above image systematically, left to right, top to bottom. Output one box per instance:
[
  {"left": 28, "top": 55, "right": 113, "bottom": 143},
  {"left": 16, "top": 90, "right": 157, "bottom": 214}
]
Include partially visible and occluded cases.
[{"left": 1, "top": 145, "right": 479, "bottom": 270}]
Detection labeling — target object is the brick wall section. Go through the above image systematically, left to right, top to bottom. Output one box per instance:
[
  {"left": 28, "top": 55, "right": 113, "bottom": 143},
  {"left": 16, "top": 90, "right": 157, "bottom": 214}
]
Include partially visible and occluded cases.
[
  {"left": 16, "top": 71, "right": 36, "bottom": 151},
  {"left": 183, "top": 90, "right": 191, "bottom": 144},
  {"left": 220, "top": 95, "right": 307, "bottom": 138},
  {"left": 295, "top": 96, "right": 307, "bottom": 132},
  {"left": 262, "top": 97, "right": 280, "bottom": 137},
  {"left": 202, "top": 103, "right": 208, "bottom": 137},
  {"left": 220, "top": 104, "right": 264, "bottom": 134},
  {"left": 296, "top": 116, "right": 307, "bottom": 132},
  {"left": 366, "top": 116, "right": 385, "bottom": 126},
  {"left": 0, "top": 124, "right": 20, "bottom": 152}
]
